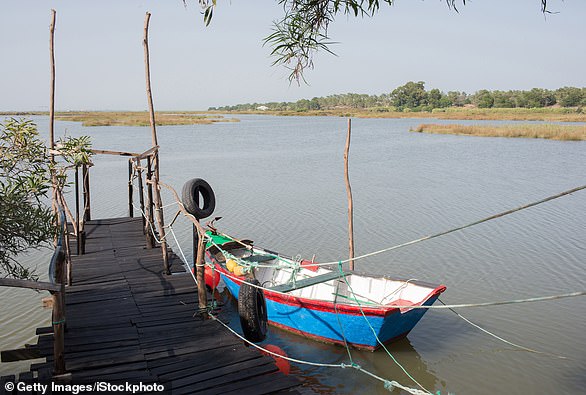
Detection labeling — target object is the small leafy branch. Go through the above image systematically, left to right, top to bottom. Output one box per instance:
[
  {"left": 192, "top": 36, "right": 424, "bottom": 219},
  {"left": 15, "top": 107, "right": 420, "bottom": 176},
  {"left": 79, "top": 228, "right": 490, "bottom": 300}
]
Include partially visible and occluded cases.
[{"left": 53, "top": 135, "right": 93, "bottom": 191}]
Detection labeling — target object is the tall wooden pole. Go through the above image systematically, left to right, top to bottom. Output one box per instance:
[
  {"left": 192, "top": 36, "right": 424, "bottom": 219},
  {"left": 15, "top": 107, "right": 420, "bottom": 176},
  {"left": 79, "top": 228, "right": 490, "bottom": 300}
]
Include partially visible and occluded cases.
[
  {"left": 49, "top": 10, "right": 57, "bottom": 217},
  {"left": 49, "top": 10, "right": 56, "bottom": 162},
  {"left": 143, "top": 12, "right": 169, "bottom": 274},
  {"left": 344, "top": 118, "right": 355, "bottom": 270}
]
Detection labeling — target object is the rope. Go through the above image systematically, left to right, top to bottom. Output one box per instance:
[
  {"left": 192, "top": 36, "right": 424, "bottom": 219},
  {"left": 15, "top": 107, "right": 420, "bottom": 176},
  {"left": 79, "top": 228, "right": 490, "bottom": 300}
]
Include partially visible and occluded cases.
[
  {"left": 126, "top": 175, "right": 581, "bottom": 391},
  {"left": 314, "top": 184, "right": 586, "bottom": 267},
  {"left": 130, "top": 201, "right": 170, "bottom": 244},
  {"left": 204, "top": 240, "right": 586, "bottom": 310},
  {"left": 336, "top": 262, "right": 433, "bottom": 394},
  {"left": 333, "top": 281, "right": 354, "bottom": 364},
  {"left": 386, "top": 292, "right": 586, "bottom": 310},
  {"left": 439, "top": 299, "right": 569, "bottom": 359},
  {"left": 208, "top": 313, "right": 430, "bottom": 394}
]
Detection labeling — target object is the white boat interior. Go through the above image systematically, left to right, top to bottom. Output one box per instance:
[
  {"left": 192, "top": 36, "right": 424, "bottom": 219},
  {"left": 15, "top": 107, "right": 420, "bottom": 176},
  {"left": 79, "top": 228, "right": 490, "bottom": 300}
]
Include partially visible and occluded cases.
[{"left": 208, "top": 241, "right": 438, "bottom": 308}]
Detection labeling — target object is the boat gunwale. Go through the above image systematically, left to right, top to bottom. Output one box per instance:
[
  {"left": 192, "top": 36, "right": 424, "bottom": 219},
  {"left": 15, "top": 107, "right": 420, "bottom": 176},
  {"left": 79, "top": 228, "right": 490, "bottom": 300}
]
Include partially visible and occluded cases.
[{"left": 208, "top": 251, "right": 446, "bottom": 318}]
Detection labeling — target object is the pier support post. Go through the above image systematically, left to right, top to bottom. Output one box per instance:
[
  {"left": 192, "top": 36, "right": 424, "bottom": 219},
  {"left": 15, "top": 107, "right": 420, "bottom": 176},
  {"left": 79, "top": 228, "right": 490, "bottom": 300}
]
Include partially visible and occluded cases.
[
  {"left": 137, "top": 159, "right": 147, "bottom": 231},
  {"left": 128, "top": 160, "right": 134, "bottom": 218},
  {"left": 82, "top": 164, "right": 91, "bottom": 222},
  {"left": 195, "top": 226, "right": 208, "bottom": 318}
]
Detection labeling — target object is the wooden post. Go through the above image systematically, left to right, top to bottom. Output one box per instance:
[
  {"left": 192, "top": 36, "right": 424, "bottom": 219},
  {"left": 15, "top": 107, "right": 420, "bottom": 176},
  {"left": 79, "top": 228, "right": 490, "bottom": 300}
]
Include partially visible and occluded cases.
[
  {"left": 48, "top": 9, "right": 60, "bottom": 250},
  {"left": 49, "top": 10, "right": 57, "bottom": 203},
  {"left": 49, "top": 10, "right": 56, "bottom": 160},
  {"left": 143, "top": 12, "right": 169, "bottom": 274},
  {"left": 344, "top": 118, "right": 355, "bottom": 270},
  {"left": 145, "top": 156, "right": 155, "bottom": 248},
  {"left": 146, "top": 156, "right": 155, "bottom": 226},
  {"left": 137, "top": 159, "right": 146, "bottom": 231},
  {"left": 128, "top": 160, "right": 134, "bottom": 217},
  {"left": 82, "top": 164, "right": 91, "bottom": 221},
  {"left": 74, "top": 166, "right": 81, "bottom": 255},
  {"left": 64, "top": 222, "right": 72, "bottom": 285},
  {"left": 192, "top": 222, "right": 207, "bottom": 317},
  {"left": 192, "top": 223, "right": 199, "bottom": 268},
  {"left": 196, "top": 233, "right": 208, "bottom": 318},
  {"left": 52, "top": 248, "right": 66, "bottom": 375},
  {"left": 52, "top": 286, "right": 65, "bottom": 375}
]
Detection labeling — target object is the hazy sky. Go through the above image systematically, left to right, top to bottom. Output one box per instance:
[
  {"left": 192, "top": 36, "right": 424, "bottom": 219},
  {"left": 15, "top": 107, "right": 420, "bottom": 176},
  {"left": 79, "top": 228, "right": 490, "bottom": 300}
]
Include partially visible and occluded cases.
[{"left": 1, "top": 0, "right": 584, "bottom": 111}]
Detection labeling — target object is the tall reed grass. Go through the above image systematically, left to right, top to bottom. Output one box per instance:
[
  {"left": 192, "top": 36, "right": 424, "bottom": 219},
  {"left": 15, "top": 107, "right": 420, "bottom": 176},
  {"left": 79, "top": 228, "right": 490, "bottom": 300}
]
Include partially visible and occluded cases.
[
  {"left": 53, "top": 111, "right": 238, "bottom": 126},
  {"left": 410, "top": 123, "right": 586, "bottom": 141}
]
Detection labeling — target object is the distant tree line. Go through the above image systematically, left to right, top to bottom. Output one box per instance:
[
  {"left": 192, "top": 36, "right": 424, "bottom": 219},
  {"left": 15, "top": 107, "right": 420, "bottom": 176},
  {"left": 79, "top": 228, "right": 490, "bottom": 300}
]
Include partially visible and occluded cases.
[{"left": 209, "top": 82, "right": 586, "bottom": 112}]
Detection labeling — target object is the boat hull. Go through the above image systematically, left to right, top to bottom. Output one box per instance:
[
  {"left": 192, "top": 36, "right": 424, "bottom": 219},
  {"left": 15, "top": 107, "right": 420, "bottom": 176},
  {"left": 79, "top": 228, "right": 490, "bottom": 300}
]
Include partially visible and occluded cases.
[{"left": 217, "top": 265, "right": 444, "bottom": 350}]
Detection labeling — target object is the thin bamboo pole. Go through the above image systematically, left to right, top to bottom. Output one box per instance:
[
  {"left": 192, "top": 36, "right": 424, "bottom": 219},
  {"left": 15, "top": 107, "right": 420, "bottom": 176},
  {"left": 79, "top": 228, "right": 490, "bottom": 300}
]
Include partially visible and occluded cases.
[
  {"left": 143, "top": 12, "right": 169, "bottom": 273},
  {"left": 344, "top": 118, "right": 355, "bottom": 270}
]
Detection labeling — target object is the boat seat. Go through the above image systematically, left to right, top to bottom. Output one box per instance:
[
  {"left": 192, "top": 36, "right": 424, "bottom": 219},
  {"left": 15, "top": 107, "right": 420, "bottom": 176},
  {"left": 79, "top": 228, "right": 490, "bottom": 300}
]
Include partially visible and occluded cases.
[{"left": 269, "top": 271, "right": 348, "bottom": 293}]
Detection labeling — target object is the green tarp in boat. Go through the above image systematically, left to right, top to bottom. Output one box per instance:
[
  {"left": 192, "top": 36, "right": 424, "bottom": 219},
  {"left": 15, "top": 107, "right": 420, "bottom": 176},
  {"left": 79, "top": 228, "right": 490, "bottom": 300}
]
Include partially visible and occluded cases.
[{"left": 205, "top": 231, "right": 234, "bottom": 248}]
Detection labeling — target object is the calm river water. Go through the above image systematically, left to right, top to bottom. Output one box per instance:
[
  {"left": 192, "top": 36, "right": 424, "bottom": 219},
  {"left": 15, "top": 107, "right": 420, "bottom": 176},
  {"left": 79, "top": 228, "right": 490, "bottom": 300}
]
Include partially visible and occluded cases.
[{"left": 1, "top": 114, "right": 585, "bottom": 394}]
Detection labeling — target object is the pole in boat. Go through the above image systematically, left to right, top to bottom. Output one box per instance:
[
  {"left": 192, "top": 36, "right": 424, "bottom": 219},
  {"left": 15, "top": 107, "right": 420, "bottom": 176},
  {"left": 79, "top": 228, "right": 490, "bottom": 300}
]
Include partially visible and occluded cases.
[{"left": 344, "top": 118, "right": 355, "bottom": 270}]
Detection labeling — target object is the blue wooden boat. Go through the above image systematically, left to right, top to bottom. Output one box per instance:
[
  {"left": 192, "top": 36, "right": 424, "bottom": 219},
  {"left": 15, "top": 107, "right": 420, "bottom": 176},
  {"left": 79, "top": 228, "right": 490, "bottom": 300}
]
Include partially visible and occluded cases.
[{"left": 205, "top": 231, "right": 446, "bottom": 350}]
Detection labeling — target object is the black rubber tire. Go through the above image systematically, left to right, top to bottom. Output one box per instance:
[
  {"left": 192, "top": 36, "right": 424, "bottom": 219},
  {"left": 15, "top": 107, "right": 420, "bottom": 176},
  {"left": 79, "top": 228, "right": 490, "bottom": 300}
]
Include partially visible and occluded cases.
[
  {"left": 181, "top": 178, "right": 215, "bottom": 219},
  {"left": 238, "top": 279, "right": 268, "bottom": 343}
]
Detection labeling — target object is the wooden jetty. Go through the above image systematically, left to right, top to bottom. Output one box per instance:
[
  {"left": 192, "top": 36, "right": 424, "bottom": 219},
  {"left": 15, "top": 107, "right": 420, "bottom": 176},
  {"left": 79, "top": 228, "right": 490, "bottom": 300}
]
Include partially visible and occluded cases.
[{"left": 1, "top": 217, "right": 300, "bottom": 394}]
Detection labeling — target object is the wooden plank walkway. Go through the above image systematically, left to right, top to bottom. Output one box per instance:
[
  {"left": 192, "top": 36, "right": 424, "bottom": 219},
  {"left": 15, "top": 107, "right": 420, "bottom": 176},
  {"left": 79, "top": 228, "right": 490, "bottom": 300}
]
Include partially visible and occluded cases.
[{"left": 8, "top": 217, "right": 300, "bottom": 394}]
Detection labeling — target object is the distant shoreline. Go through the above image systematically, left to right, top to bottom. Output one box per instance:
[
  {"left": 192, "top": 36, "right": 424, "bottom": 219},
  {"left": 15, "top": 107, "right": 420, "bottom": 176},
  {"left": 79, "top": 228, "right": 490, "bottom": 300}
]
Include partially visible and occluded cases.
[
  {"left": 2, "top": 107, "right": 585, "bottom": 125},
  {"left": 206, "top": 107, "right": 586, "bottom": 123},
  {"left": 0, "top": 111, "right": 238, "bottom": 127}
]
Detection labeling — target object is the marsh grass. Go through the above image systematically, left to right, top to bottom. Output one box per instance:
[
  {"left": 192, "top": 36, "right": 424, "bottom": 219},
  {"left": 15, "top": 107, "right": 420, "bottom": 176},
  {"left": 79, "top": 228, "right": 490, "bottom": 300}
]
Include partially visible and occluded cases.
[
  {"left": 209, "top": 107, "right": 586, "bottom": 122},
  {"left": 53, "top": 111, "right": 239, "bottom": 126},
  {"left": 410, "top": 123, "right": 586, "bottom": 141}
]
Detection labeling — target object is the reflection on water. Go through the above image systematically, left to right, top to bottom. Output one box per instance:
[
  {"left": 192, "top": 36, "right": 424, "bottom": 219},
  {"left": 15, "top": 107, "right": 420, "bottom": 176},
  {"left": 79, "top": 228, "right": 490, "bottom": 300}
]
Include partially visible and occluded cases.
[
  {"left": 1, "top": 115, "right": 585, "bottom": 394},
  {"left": 218, "top": 287, "right": 443, "bottom": 395}
]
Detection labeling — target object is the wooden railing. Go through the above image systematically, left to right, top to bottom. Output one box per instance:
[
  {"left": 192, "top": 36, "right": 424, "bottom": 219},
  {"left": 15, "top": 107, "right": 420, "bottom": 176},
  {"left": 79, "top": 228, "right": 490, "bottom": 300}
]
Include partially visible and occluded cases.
[
  {"left": 65, "top": 145, "right": 163, "bottom": 262},
  {"left": 126, "top": 146, "right": 160, "bottom": 249}
]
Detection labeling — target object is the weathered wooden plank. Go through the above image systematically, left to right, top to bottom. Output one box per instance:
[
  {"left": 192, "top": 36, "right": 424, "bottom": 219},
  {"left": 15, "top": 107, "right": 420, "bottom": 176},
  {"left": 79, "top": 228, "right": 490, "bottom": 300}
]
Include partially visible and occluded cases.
[
  {"left": 0, "top": 278, "right": 60, "bottom": 292},
  {"left": 66, "top": 290, "right": 133, "bottom": 305},
  {"left": 37, "top": 339, "right": 140, "bottom": 356},
  {"left": 1, "top": 347, "right": 41, "bottom": 362},
  {"left": 153, "top": 348, "right": 265, "bottom": 380},
  {"left": 65, "top": 351, "right": 146, "bottom": 371},
  {"left": 68, "top": 361, "right": 148, "bottom": 378},
  {"left": 170, "top": 361, "right": 277, "bottom": 394},
  {"left": 196, "top": 372, "right": 301, "bottom": 395}
]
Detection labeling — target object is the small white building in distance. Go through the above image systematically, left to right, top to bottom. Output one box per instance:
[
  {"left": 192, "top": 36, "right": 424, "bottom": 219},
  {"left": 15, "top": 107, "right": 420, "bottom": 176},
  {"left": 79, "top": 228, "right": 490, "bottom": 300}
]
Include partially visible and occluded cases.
[{"left": 256, "top": 106, "right": 269, "bottom": 111}]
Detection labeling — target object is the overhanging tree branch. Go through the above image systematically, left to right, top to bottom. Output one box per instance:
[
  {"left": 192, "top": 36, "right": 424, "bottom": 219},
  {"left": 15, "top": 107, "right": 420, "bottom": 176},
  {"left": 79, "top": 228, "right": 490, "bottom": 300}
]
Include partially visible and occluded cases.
[{"left": 194, "top": 0, "right": 553, "bottom": 82}]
